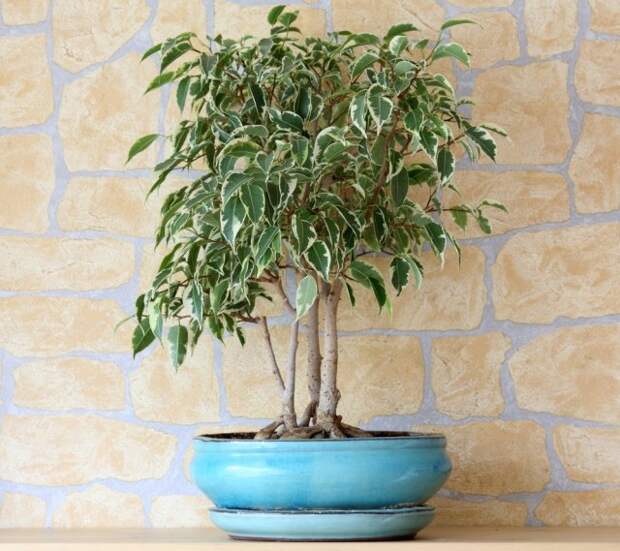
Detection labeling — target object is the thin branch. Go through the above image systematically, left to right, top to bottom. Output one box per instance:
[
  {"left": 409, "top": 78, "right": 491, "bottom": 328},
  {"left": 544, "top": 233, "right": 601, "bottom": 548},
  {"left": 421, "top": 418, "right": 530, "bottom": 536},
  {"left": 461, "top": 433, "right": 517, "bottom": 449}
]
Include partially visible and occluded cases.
[
  {"left": 275, "top": 276, "right": 296, "bottom": 316},
  {"left": 258, "top": 317, "right": 285, "bottom": 392},
  {"left": 282, "top": 320, "right": 299, "bottom": 430}
]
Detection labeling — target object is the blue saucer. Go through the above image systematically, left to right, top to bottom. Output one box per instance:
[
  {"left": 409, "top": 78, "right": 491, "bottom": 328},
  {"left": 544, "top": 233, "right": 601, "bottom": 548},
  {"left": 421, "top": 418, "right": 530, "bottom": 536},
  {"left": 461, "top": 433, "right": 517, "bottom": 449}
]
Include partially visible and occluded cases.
[{"left": 209, "top": 506, "right": 435, "bottom": 541}]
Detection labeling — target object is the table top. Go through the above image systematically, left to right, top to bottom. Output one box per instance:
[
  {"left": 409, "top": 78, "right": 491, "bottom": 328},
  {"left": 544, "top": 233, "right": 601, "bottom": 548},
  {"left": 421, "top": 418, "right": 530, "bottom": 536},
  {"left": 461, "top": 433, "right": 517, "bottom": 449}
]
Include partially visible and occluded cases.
[{"left": 0, "top": 527, "right": 619, "bottom": 550}]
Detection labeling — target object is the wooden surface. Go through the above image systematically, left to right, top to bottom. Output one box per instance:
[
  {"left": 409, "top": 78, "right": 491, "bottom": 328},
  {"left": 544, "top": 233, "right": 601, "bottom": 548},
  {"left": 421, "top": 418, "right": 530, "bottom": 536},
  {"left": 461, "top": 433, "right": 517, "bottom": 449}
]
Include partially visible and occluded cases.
[{"left": 0, "top": 527, "right": 619, "bottom": 550}]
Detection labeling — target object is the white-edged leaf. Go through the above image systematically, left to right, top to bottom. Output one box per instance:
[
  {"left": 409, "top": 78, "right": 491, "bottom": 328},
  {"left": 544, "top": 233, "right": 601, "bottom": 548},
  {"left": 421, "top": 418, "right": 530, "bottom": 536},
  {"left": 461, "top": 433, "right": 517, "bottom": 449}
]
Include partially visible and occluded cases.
[
  {"left": 389, "top": 35, "right": 409, "bottom": 56},
  {"left": 432, "top": 42, "right": 470, "bottom": 67},
  {"left": 351, "top": 51, "right": 379, "bottom": 80},
  {"left": 367, "top": 84, "right": 393, "bottom": 129},
  {"left": 350, "top": 92, "right": 367, "bottom": 136},
  {"left": 437, "top": 148, "right": 455, "bottom": 182},
  {"left": 240, "top": 183, "right": 265, "bottom": 222},
  {"left": 221, "top": 196, "right": 246, "bottom": 245},
  {"left": 305, "top": 240, "right": 331, "bottom": 281},
  {"left": 296, "top": 275, "right": 317, "bottom": 319},
  {"left": 132, "top": 318, "right": 155, "bottom": 357},
  {"left": 167, "top": 325, "right": 188, "bottom": 370}
]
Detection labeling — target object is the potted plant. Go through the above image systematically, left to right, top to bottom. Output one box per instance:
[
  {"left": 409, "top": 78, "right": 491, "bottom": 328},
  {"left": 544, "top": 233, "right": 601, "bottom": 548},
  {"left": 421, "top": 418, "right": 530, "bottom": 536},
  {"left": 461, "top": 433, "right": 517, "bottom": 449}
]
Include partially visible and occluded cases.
[{"left": 127, "top": 6, "right": 505, "bottom": 541}]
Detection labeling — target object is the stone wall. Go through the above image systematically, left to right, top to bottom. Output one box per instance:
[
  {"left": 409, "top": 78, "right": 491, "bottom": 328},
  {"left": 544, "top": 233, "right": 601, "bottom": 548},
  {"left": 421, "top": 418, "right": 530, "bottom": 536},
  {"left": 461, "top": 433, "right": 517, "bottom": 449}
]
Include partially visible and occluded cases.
[{"left": 0, "top": 0, "right": 619, "bottom": 528}]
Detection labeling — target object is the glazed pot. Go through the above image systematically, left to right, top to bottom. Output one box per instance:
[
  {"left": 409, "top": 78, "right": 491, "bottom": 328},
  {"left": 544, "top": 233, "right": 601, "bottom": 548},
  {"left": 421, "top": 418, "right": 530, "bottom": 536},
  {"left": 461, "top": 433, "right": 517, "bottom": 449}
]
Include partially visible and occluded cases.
[{"left": 192, "top": 431, "right": 450, "bottom": 510}]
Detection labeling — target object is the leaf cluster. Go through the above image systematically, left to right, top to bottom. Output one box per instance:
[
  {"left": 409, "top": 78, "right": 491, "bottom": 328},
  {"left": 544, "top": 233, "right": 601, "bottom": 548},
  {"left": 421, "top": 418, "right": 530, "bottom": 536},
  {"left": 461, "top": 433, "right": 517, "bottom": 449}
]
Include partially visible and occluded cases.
[{"left": 129, "top": 7, "right": 506, "bottom": 365}]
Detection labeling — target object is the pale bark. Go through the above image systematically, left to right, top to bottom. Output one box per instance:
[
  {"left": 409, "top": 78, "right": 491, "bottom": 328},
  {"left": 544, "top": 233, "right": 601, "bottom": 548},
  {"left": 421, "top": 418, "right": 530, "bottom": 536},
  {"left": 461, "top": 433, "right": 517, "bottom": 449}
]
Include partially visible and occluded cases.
[
  {"left": 317, "top": 279, "right": 343, "bottom": 434},
  {"left": 299, "top": 296, "right": 321, "bottom": 426},
  {"left": 258, "top": 317, "right": 285, "bottom": 392},
  {"left": 281, "top": 319, "right": 299, "bottom": 430}
]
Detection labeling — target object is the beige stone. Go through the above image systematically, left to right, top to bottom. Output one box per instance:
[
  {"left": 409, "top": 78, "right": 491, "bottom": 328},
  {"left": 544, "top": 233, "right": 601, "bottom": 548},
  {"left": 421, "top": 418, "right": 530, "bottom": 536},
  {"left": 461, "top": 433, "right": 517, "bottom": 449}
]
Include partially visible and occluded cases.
[
  {"left": 2, "top": 0, "right": 47, "bottom": 24},
  {"left": 52, "top": 0, "right": 150, "bottom": 72},
  {"left": 151, "top": 0, "right": 207, "bottom": 43},
  {"left": 215, "top": 0, "right": 326, "bottom": 39},
  {"left": 332, "top": 0, "right": 444, "bottom": 37},
  {"left": 449, "top": 0, "right": 511, "bottom": 6},
  {"left": 525, "top": 0, "right": 578, "bottom": 57},
  {"left": 589, "top": 0, "right": 620, "bottom": 35},
  {"left": 451, "top": 12, "right": 519, "bottom": 69},
  {"left": 0, "top": 35, "right": 53, "bottom": 127},
  {"left": 576, "top": 41, "right": 620, "bottom": 106},
  {"left": 58, "top": 54, "right": 159, "bottom": 171},
  {"left": 473, "top": 62, "right": 571, "bottom": 164},
  {"left": 570, "top": 114, "right": 620, "bottom": 213},
  {"left": 0, "top": 134, "right": 54, "bottom": 233},
  {"left": 444, "top": 171, "right": 569, "bottom": 238},
  {"left": 59, "top": 177, "right": 160, "bottom": 237},
  {"left": 493, "top": 224, "right": 620, "bottom": 323},
  {"left": 0, "top": 237, "right": 134, "bottom": 291},
  {"left": 338, "top": 247, "right": 486, "bottom": 331},
  {"left": 0, "top": 296, "right": 132, "bottom": 356},
  {"left": 223, "top": 324, "right": 305, "bottom": 419},
  {"left": 223, "top": 325, "right": 424, "bottom": 424},
  {"left": 509, "top": 325, "right": 620, "bottom": 424},
  {"left": 432, "top": 333, "right": 510, "bottom": 420},
  {"left": 337, "top": 335, "right": 424, "bottom": 424},
  {"left": 131, "top": 340, "right": 219, "bottom": 424},
  {"left": 13, "top": 358, "right": 125, "bottom": 411},
  {"left": 0, "top": 415, "right": 176, "bottom": 485},
  {"left": 417, "top": 421, "right": 550, "bottom": 496},
  {"left": 554, "top": 425, "right": 620, "bottom": 484},
  {"left": 53, "top": 485, "right": 144, "bottom": 528},
  {"left": 535, "top": 490, "right": 620, "bottom": 527},
  {"left": 0, "top": 493, "right": 47, "bottom": 528},
  {"left": 150, "top": 495, "right": 213, "bottom": 527},
  {"left": 430, "top": 497, "right": 528, "bottom": 527}
]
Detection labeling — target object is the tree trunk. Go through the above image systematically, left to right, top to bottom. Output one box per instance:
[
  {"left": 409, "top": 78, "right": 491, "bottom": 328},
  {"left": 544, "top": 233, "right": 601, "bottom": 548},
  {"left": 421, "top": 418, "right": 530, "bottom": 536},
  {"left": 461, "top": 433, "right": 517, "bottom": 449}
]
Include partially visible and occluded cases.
[
  {"left": 317, "top": 279, "right": 343, "bottom": 435},
  {"left": 299, "top": 297, "right": 321, "bottom": 426},
  {"left": 281, "top": 320, "right": 299, "bottom": 430}
]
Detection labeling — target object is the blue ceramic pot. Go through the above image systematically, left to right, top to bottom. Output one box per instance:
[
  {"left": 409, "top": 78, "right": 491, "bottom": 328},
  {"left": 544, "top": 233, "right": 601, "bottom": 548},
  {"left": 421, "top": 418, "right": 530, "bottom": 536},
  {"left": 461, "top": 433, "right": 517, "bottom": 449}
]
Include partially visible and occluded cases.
[{"left": 191, "top": 431, "right": 451, "bottom": 510}]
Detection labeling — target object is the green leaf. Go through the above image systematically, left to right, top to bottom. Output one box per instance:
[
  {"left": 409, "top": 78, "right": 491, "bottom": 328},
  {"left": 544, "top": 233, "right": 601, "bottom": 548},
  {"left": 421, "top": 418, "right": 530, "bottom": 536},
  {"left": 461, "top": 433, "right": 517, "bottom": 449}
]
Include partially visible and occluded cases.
[
  {"left": 267, "top": 5, "right": 286, "bottom": 25},
  {"left": 440, "top": 19, "right": 477, "bottom": 31},
  {"left": 385, "top": 23, "right": 419, "bottom": 40},
  {"left": 389, "top": 35, "right": 409, "bottom": 56},
  {"left": 432, "top": 42, "right": 470, "bottom": 67},
  {"left": 141, "top": 43, "right": 162, "bottom": 61},
  {"left": 351, "top": 52, "right": 379, "bottom": 80},
  {"left": 394, "top": 60, "right": 415, "bottom": 75},
  {"left": 145, "top": 71, "right": 176, "bottom": 93},
  {"left": 176, "top": 76, "right": 191, "bottom": 111},
  {"left": 249, "top": 83, "right": 266, "bottom": 113},
  {"left": 367, "top": 84, "right": 393, "bottom": 129},
  {"left": 295, "top": 86, "right": 312, "bottom": 120},
  {"left": 350, "top": 92, "right": 367, "bottom": 136},
  {"left": 269, "top": 109, "right": 304, "bottom": 132},
  {"left": 480, "top": 122, "right": 508, "bottom": 137},
  {"left": 466, "top": 126, "right": 497, "bottom": 161},
  {"left": 420, "top": 128, "right": 438, "bottom": 159},
  {"left": 126, "top": 134, "right": 159, "bottom": 164},
  {"left": 291, "top": 136, "right": 309, "bottom": 165},
  {"left": 219, "top": 138, "right": 261, "bottom": 160},
  {"left": 437, "top": 148, "right": 455, "bottom": 182},
  {"left": 390, "top": 166, "right": 409, "bottom": 206},
  {"left": 222, "top": 172, "right": 250, "bottom": 205},
  {"left": 240, "top": 183, "right": 265, "bottom": 223},
  {"left": 221, "top": 196, "right": 246, "bottom": 245},
  {"left": 480, "top": 199, "right": 508, "bottom": 213},
  {"left": 451, "top": 209, "right": 468, "bottom": 230},
  {"left": 293, "top": 210, "right": 316, "bottom": 253},
  {"left": 477, "top": 213, "right": 492, "bottom": 234},
  {"left": 425, "top": 220, "right": 447, "bottom": 258},
  {"left": 305, "top": 240, "right": 331, "bottom": 281},
  {"left": 405, "top": 256, "right": 423, "bottom": 289},
  {"left": 390, "top": 257, "right": 410, "bottom": 295},
  {"left": 350, "top": 260, "right": 388, "bottom": 310},
  {"left": 296, "top": 275, "right": 317, "bottom": 319},
  {"left": 190, "top": 280, "right": 204, "bottom": 326},
  {"left": 210, "top": 280, "right": 228, "bottom": 312},
  {"left": 132, "top": 318, "right": 155, "bottom": 357},
  {"left": 167, "top": 325, "right": 188, "bottom": 370}
]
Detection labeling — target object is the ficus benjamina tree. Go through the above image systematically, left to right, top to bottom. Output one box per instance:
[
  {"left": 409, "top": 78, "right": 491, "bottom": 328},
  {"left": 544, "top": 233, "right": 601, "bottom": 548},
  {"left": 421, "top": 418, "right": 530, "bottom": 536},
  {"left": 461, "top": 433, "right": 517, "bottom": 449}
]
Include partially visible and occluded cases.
[{"left": 128, "top": 6, "right": 506, "bottom": 439}]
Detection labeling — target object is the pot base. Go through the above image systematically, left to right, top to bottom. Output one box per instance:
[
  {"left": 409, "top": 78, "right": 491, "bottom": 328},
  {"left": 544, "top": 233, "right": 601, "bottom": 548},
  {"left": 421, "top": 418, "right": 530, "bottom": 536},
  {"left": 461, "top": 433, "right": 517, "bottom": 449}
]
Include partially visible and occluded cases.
[{"left": 209, "top": 506, "right": 435, "bottom": 541}]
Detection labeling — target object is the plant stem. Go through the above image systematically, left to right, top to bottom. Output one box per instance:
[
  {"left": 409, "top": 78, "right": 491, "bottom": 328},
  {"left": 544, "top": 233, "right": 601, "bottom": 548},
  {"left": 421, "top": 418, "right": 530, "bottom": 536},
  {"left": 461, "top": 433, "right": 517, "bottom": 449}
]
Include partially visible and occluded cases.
[
  {"left": 317, "top": 279, "right": 343, "bottom": 432},
  {"left": 299, "top": 296, "right": 321, "bottom": 426},
  {"left": 258, "top": 317, "right": 285, "bottom": 392},
  {"left": 282, "top": 320, "right": 299, "bottom": 430}
]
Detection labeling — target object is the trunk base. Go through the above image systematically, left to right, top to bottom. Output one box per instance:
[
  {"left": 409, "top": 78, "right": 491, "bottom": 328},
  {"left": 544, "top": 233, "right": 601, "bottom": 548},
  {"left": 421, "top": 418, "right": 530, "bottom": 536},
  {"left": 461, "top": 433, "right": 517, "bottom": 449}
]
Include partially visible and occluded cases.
[{"left": 254, "top": 415, "right": 372, "bottom": 440}]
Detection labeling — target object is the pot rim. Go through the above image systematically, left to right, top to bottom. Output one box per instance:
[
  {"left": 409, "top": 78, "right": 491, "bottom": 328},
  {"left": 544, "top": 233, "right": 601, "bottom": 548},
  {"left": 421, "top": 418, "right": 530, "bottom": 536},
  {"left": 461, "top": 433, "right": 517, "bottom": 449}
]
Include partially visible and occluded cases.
[{"left": 194, "top": 430, "right": 446, "bottom": 444}]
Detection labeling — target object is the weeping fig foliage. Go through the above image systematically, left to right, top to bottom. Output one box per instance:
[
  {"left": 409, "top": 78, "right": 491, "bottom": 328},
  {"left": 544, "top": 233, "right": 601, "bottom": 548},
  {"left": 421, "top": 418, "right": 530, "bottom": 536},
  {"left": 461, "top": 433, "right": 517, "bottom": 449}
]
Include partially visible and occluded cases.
[{"left": 129, "top": 6, "right": 506, "bottom": 438}]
